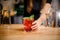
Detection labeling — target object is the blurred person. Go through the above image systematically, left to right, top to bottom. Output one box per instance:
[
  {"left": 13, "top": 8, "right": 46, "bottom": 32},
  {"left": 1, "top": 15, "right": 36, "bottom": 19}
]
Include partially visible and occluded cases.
[
  {"left": 24, "top": 0, "right": 33, "bottom": 17},
  {"left": 24, "top": 0, "right": 45, "bottom": 19},
  {"left": 24, "top": 0, "right": 53, "bottom": 30},
  {"left": 31, "top": 0, "right": 52, "bottom": 30}
]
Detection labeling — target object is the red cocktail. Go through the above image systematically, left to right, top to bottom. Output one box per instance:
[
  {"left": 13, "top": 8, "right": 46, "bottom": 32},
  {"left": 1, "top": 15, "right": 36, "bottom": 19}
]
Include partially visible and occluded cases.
[{"left": 23, "top": 16, "right": 34, "bottom": 32}]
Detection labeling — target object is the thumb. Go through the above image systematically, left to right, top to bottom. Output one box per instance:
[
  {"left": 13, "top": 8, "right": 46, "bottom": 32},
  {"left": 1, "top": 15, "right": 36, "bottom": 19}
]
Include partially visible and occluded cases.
[{"left": 32, "top": 20, "right": 37, "bottom": 25}]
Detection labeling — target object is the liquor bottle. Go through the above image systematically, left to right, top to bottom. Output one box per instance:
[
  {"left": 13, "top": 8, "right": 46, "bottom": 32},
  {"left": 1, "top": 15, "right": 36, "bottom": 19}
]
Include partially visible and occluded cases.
[{"left": 2, "top": 10, "right": 10, "bottom": 24}]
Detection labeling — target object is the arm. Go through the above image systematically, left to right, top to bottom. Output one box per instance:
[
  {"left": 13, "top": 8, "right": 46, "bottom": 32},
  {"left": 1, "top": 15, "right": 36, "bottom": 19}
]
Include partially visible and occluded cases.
[
  {"left": 31, "top": 3, "right": 51, "bottom": 30},
  {"left": 39, "top": 3, "right": 51, "bottom": 24}
]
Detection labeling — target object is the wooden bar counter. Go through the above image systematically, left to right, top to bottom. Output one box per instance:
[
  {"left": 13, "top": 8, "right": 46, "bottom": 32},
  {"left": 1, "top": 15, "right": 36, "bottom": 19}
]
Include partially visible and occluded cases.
[{"left": 0, "top": 24, "right": 60, "bottom": 40}]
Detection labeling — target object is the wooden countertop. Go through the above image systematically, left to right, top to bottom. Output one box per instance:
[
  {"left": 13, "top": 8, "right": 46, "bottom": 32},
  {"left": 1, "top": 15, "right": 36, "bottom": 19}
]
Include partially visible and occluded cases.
[{"left": 0, "top": 24, "right": 60, "bottom": 40}]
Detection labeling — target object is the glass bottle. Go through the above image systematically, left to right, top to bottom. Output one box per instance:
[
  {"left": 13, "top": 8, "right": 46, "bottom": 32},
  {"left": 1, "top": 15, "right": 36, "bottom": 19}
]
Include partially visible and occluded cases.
[{"left": 51, "top": 0, "right": 60, "bottom": 27}]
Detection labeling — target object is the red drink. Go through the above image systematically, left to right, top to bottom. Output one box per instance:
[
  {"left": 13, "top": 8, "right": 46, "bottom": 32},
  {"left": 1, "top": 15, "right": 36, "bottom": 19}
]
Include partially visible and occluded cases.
[{"left": 23, "top": 17, "right": 34, "bottom": 32}]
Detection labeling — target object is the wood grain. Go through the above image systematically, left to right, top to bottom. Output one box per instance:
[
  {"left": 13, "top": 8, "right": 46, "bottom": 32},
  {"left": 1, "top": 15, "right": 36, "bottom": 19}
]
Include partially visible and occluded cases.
[{"left": 0, "top": 24, "right": 60, "bottom": 40}]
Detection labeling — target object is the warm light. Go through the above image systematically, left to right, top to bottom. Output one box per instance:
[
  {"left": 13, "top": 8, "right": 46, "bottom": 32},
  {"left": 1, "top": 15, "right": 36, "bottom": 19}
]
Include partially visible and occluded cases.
[
  {"left": 57, "top": 11, "right": 60, "bottom": 18},
  {"left": 58, "top": 13, "right": 60, "bottom": 17}
]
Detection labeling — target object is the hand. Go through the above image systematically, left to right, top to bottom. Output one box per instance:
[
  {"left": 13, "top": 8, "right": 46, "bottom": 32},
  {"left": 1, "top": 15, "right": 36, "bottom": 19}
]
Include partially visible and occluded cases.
[
  {"left": 31, "top": 3, "right": 51, "bottom": 30},
  {"left": 31, "top": 19, "right": 41, "bottom": 30},
  {"left": 31, "top": 19, "right": 46, "bottom": 30}
]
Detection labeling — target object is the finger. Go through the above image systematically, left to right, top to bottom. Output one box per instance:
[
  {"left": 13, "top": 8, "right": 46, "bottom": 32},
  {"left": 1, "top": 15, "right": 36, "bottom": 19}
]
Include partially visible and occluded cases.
[
  {"left": 32, "top": 20, "right": 37, "bottom": 24},
  {"left": 31, "top": 24, "right": 37, "bottom": 28},
  {"left": 32, "top": 27, "right": 37, "bottom": 30}
]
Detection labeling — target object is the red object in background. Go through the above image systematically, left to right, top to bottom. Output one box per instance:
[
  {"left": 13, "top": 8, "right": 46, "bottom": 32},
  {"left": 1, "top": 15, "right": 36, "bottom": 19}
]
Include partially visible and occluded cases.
[{"left": 23, "top": 18, "right": 34, "bottom": 32}]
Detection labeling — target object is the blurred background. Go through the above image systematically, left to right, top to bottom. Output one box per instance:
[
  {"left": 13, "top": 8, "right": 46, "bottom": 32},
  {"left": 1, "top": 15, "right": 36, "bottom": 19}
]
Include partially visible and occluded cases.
[
  {"left": 0, "top": 0, "right": 24, "bottom": 24},
  {"left": 0, "top": 0, "right": 60, "bottom": 27},
  {"left": 0, "top": 0, "right": 60, "bottom": 40}
]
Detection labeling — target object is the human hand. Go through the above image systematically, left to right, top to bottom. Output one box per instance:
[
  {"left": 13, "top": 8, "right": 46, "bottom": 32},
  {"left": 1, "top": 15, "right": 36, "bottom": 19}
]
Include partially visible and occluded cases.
[
  {"left": 31, "top": 3, "right": 51, "bottom": 30},
  {"left": 31, "top": 19, "right": 41, "bottom": 30},
  {"left": 31, "top": 19, "right": 46, "bottom": 30}
]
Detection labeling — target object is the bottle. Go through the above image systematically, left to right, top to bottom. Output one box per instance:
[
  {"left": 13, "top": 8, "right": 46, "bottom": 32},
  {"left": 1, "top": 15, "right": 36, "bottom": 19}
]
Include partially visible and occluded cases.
[
  {"left": 51, "top": 0, "right": 60, "bottom": 27},
  {"left": 3, "top": 10, "right": 10, "bottom": 24}
]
